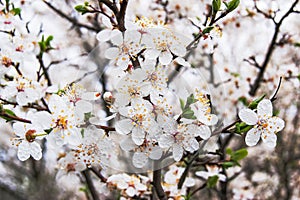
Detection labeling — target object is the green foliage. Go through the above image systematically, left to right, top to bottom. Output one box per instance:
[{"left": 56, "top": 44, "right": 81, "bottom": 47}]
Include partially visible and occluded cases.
[
  {"left": 212, "top": 0, "right": 221, "bottom": 13},
  {"left": 224, "top": 0, "right": 240, "bottom": 12},
  {"left": 75, "top": 2, "right": 90, "bottom": 15},
  {"left": 11, "top": 7, "right": 21, "bottom": 15},
  {"left": 202, "top": 26, "right": 214, "bottom": 34},
  {"left": 38, "top": 35, "right": 54, "bottom": 54},
  {"left": 294, "top": 42, "right": 300, "bottom": 47},
  {"left": 180, "top": 94, "right": 197, "bottom": 119},
  {"left": 248, "top": 94, "right": 266, "bottom": 109},
  {"left": 238, "top": 96, "right": 248, "bottom": 106},
  {"left": 0, "top": 108, "right": 17, "bottom": 122},
  {"left": 235, "top": 122, "right": 253, "bottom": 134},
  {"left": 223, "top": 148, "right": 248, "bottom": 168},
  {"left": 207, "top": 175, "right": 219, "bottom": 188}
]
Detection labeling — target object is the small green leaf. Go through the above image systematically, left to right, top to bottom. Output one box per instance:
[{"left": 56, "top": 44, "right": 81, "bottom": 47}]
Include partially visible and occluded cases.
[
  {"left": 212, "top": 0, "right": 221, "bottom": 13},
  {"left": 226, "top": 0, "right": 240, "bottom": 12},
  {"left": 75, "top": 5, "right": 89, "bottom": 15},
  {"left": 11, "top": 8, "right": 21, "bottom": 15},
  {"left": 202, "top": 26, "right": 214, "bottom": 34},
  {"left": 45, "top": 35, "right": 54, "bottom": 46},
  {"left": 294, "top": 42, "right": 300, "bottom": 47},
  {"left": 230, "top": 72, "right": 240, "bottom": 77},
  {"left": 297, "top": 74, "right": 300, "bottom": 81},
  {"left": 186, "top": 94, "right": 197, "bottom": 108},
  {"left": 248, "top": 94, "right": 266, "bottom": 109},
  {"left": 238, "top": 96, "right": 248, "bottom": 106},
  {"left": 180, "top": 99, "right": 185, "bottom": 110},
  {"left": 0, "top": 109, "right": 17, "bottom": 122},
  {"left": 182, "top": 109, "right": 196, "bottom": 119},
  {"left": 235, "top": 122, "right": 253, "bottom": 134},
  {"left": 44, "top": 128, "right": 53, "bottom": 134},
  {"left": 226, "top": 148, "right": 233, "bottom": 155},
  {"left": 231, "top": 148, "right": 248, "bottom": 161},
  {"left": 222, "top": 161, "right": 235, "bottom": 169},
  {"left": 207, "top": 175, "right": 219, "bottom": 188}
]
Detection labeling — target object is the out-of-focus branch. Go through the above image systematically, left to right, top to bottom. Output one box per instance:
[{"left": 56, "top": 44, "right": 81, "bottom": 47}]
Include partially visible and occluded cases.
[
  {"left": 43, "top": 0, "right": 101, "bottom": 32},
  {"left": 249, "top": 0, "right": 299, "bottom": 96},
  {"left": 153, "top": 161, "right": 167, "bottom": 200},
  {"left": 82, "top": 169, "right": 99, "bottom": 200}
]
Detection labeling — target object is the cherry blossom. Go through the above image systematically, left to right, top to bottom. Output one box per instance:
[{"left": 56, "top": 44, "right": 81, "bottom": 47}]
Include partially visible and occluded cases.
[
  {"left": 238, "top": 99, "right": 285, "bottom": 147},
  {"left": 12, "top": 122, "right": 45, "bottom": 161},
  {"left": 195, "top": 165, "right": 226, "bottom": 182}
]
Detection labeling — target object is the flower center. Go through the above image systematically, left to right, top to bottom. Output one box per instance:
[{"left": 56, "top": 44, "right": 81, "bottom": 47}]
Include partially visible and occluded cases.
[
  {"left": 1, "top": 56, "right": 12, "bottom": 67},
  {"left": 56, "top": 116, "right": 68, "bottom": 129},
  {"left": 25, "top": 129, "right": 36, "bottom": 142}
]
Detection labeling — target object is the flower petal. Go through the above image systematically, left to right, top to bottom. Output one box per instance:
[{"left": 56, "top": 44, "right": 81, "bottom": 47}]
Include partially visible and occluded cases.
[
  {"left": 96, "top": 29, "right": 112, "bottom": 42},
  {"left": 110, "top": 30, "right": 123, "bottom": 45},
  {"left": 105, "top": 47, "right": 119, "bottom": 59},
  {"left": 159, "top": 51, "right": 172, "bottom": 65},
  {"left": 257, "top": 99, "right": 273, "bottom": 118},
  {"left": 238, "top": 109, "right": 258, "bottom": 125},
  {"left": 267, "top": 117, "right": 285, "bottom": 133},
  {"left": 115, "top": 119, "right": 133, "bottom": 135},
  {"left": 196, "top": 125, "right": 211, "bottom": 140},
  {"left": 132, "top": 127, "right": 145, "bottom": 145},
  {"left": 245, "top": 128, "right": 261, "bottom": 146},
  {"left": 261, "top": 132, "right": 277, "bottom": 148},
  {"left": 29, "top": 141, "right": 42, "bottom": 160},
  {"left": 17, "top": 142, "right": 30, "bottom": 161},
  {"left": 172, "top": 143, "right": 183, "bottom": 161},
  {"left": 149, "top": 146, "right": 162, "bottom": 160},
  {"left": 132, "top": 152, "right": 148, "bottom": 168}
]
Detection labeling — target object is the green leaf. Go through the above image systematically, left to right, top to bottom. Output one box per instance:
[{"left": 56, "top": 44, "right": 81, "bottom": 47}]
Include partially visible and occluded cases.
[
  {"left": 212, "top": 0, "right": 221, "bottom": 13},
  {"left": 226, "top": 0, "right": 240, "bottom": 12},
  {"left": 75, "top": 5, "right": 89, "bottom": 15},
  {"left": 11, "top": 8, "right": 21, "bottom": 15},
  {"left": 202, "top": 26, "right": 214, "bottom": 34},
  {"left": 45, "top": 35, "right": 53, "bottom": 46},
  {"left": 294, "top": 42, "right": 300, "bottom": 47},
  {"left": 230, "top": 72, "right": 240, "bottom": 77},
  {"left": 297, "top": 74, "right": 300, "bottom": 81},
  {"left": 186, "top": 94, "right": 197, "bottom": 108},
  {"left": 248, "top": 94, "right": 266, "bottom": 109},
  {"left": 238, "top": 96, "right": 248, "bottom": 106},
  {"left": 180, "top": 99, "right": 185, "bottom": 110},
  {"left": 0, "top": 109, "right": 17, "bottom": 122},
  {"left": 182, "top": 109, "right": 196, "bottom": 119},
  {"left": 235, "top": 122, "right": 253, "bottom": 134},
  {"left": 44, "top": 128, "right": 53, "bottom": 134},
  {"left": 226, "top": 148, "right": 233, "bottom": 155},
  {"left": 231, "top": 148, "right": 248, "bottom": 161},
  {"left": 222, "top": 161, "right": 235, "bottom": 169},
  {"left": 207, "top": 175, "right": 219, "bottom": 188}
]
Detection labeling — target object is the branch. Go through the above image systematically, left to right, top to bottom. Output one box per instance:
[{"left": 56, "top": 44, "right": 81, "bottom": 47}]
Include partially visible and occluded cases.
[
  {"left": 249, "top": 0, "right": 299, "bottom": 96},
  {"left": 43, "top": 1, "right": 100, "bottom": 33},
  {"left": 152, "top": 161, "right": 167, "bottom": 200},
  {"left": 82, "top": 170, "right": 99, "bottom": 200}
]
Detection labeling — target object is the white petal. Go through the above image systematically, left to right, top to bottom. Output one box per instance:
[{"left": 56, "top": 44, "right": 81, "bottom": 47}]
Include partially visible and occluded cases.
[
  {"left": 96, "top": 29, "right": 112, "bottom": 42},
  {"left": 110, "top": 30, "right": 123, "bottom": 45},
  {"left": 169, "top": 44, "right": 186, "bottom": 57},
  {"left": 105, "top": 47, "right": 119, "bottom": 59},
  {"left": 145, "top": 49, "right": 160, "bottom": 60},
  {"left": 159, "top": 51, "right": 173, "bottom": 65},
  {"left": 174, "top": 57, "right": 190, "bottom": 67},
  {"left": 81, "top": 92, "right": 101, "bottom": 100},
  {"left": 257, "top": 99, "right": 273, "bottom": 118},
  {"left": 75, "top": 100, "right": 93, "bottom": 115},
  {"left": 238, "top": 109, "right": 258, "bottom": 125},
  {"left": 30, "top": 111, "right": 52, "bottom": 129},
  {"left": 267, "top": 117, "right": 285, "bottom": 133},
  {"left": 115, "top": 119, "right": 133, "bottom": 135},
  {"left": 13, "top": 122, "right": 26, "bottom": 137},
  {"left": 196, "top": 125, "right": 211, "bottom": 140},
  {"left": 132, "top": 127, "right": 145, "bottom": 145},
  {"left": 245, "top": 128, "right": 261, "bottom": 146},
  {"left": 261, "top": 132, "right": 277, "bottom": 148},
  {"left": 158, "top": 134, "right": 174, "bottom": 148},
  {"left": 120, "top": 137, "right": 136, "bottom": 151},
  {"left": 29, "top": 141, "right": 42, "bottom": 160},
  {"left": 17, "top": 142, "right": 30, "bottom": 161},
  {"left": 172, "top": 143, "right": 183, "bottom": 161},
  {"left": 149, "top": 146, "right": 162, "bottom": 160},
  {"left": 132, "top": 152, "right": 148, "bottom": 168},
  {"left": 126, "top": 187, "right": 137, "bottom": 197}
]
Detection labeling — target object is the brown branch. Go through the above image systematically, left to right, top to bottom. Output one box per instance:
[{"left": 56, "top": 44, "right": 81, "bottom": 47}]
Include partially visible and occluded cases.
[
  {"left": 249, "top": 0, "right": 299, "bottom": 96},
  {"left": 43, "top": 1, "right": 100, "bottom": 33},
  {"left": 153, "top": 161, "right": 167, "bottom": 200},
  {"left": 82, "top": 169, "right": 99, "bottom": 200}
]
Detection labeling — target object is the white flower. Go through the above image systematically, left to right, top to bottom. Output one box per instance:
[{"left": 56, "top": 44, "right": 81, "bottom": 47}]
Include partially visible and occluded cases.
[
  {"left": 142, "top": 27, "right": 187, "bottom": 65},
  {"left": 105, "top": 30, "right": 144, "bottom": 69},
  {"left": 114, "top": 69, "right": 150, "bottom": 106},
  {"left": 1, "top": 76, "right": 46, "bottom": 106},
  {"left": 190, "top": 89, "right": 218, "bottom": 126},
  {"left": 31, "top": 95, "right": 83, "bottom": 146},
  {"left": 116, "top": 98, "right": 158, "bottom": 145},
  {"left": 238, "top": 99, "right": 285, "bottom": 148},
  {"left": 158, "top": 118, "right": 200, "bottom": 161},
  {"left": 12, "top": 122, "right": 45, "bottom": 161},
  {"left": 120, "top": 137, "right": 162, "bottom": 168},
  {"left": 195, "top": 165, "right": 226, "bottom": 182},
  {"left": 107, "top": 173, "right": 148, "bottom": 197}
]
